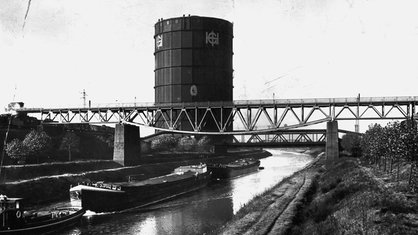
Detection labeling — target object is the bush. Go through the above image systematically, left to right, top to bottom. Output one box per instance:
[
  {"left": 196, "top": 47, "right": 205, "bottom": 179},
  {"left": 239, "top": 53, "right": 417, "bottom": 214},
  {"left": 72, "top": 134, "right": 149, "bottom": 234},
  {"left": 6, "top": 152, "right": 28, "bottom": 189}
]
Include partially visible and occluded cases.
[
  {"left": 22, "top": 129, "right": 51, "bottom": 164},
  {"left": 149, "top": 135, "right": 215, "bottom": 153},
  {"left": 151, "top": 135, "right": 178, "bottom": 151},
  {"left": 177, "top": 136, "right": 196, "bottom": 151},
  {"left": 196, "top": 136, "right": 212, "bottom": 152},
  {"left": 5, "top": 139, "right": 29, "bottom": 164},
  {"left": 320, "top": 178, "right": 341, "bottom": 194},
  {"left": 309, "top": 181, "right": 359, "bottom": 223},
  {"left": 377, "top": 192, "right": 416, "bottom": 214},
  {"left": 311, "top": 200, "right": 334, "bottom": 223},
  {"left": 315, "top": 215, "right": 340, "bottom": 234}
]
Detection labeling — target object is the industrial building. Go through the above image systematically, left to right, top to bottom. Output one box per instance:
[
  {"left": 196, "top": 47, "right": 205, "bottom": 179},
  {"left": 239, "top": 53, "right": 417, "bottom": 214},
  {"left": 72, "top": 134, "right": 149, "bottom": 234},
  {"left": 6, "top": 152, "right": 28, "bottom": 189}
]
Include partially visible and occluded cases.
[{"left": 154, "top": 15, "right": 234, "bottom": 131}]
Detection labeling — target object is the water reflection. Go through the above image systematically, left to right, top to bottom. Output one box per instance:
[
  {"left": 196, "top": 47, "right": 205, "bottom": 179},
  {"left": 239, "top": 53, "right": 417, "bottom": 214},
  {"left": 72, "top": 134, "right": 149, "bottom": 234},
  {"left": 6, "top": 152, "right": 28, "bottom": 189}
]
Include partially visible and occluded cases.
[
  {"left": 59, "top": 149, "right": 313, "bottom": 235},
  {"left": 229, "top": 149, "right": 313, "bottom": 214},
  {"left": 134, "top": 216, "right": 157, "bottom": 234}
]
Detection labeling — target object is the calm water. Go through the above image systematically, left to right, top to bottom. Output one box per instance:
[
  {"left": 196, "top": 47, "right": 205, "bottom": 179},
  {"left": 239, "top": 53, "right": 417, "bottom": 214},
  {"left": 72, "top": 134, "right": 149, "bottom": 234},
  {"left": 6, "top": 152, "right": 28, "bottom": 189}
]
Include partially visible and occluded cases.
[{"left": 59, "top": 149, "right": 314, "bottom": 235}]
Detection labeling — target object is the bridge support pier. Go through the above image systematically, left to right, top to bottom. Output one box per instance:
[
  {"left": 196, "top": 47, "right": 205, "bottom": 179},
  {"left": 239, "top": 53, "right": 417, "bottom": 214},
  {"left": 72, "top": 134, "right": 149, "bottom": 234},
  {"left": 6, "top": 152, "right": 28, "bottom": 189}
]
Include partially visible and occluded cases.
[
  {"left": 326, "top": 120, "right": 339, "bottom": 161},
  {"left": 113, "top": 123, "right": 141, "bottom": 166}
]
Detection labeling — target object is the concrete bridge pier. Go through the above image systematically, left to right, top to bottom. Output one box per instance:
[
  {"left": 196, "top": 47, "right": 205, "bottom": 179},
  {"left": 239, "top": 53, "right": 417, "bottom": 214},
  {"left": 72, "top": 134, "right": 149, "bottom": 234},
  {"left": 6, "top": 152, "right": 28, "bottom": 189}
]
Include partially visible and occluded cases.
[
  {"left": 326, "top": 120, "right": 339, "bottom": 161},
  {"left": 113, "top": 123, "right": 141, "bottom": 166}
]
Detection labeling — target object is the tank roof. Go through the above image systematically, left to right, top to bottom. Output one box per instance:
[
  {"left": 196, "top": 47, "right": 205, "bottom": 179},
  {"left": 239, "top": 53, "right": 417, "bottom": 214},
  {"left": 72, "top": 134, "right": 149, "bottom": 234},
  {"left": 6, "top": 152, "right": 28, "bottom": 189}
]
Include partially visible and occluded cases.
[{"left": 155, "top": 15, "right": 232, "bottom": 25}]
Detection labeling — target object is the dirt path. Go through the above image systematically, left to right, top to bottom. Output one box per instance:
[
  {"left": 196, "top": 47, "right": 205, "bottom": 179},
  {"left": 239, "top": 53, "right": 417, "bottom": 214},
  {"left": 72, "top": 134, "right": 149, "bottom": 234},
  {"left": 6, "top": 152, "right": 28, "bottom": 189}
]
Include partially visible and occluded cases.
[{"left": 219, "top": 155, "right": 323, "bottom": 235}]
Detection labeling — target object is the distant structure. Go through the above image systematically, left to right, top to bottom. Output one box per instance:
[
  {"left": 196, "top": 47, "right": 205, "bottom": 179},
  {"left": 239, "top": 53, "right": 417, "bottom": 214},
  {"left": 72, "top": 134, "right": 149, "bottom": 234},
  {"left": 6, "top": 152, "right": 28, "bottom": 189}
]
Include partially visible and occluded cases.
[
  {"left": 154, "top": 15, "right": 234, "bottom": 131},
  {"left": 80, "top": 89, "right": 88, "bottom": 108},
  {"left": 355, "top": 93, "right": 360, "bottom": 132},
  {"left": 5, "top": 102, "right": 24, "bottom": 113}
]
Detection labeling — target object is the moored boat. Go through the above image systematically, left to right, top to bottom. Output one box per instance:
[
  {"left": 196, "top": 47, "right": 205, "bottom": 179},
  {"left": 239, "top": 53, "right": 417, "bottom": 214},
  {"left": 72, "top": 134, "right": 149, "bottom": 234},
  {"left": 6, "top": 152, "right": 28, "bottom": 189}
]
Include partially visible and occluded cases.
[
  {"left": 208, "top": 158, "right": 261, "bottom": 179},
  {"left": 70, "top": 163, "right": 211, "bottom": 213},
  {"left": 0, "top": 195, "right": 85, "bottom": 234}
]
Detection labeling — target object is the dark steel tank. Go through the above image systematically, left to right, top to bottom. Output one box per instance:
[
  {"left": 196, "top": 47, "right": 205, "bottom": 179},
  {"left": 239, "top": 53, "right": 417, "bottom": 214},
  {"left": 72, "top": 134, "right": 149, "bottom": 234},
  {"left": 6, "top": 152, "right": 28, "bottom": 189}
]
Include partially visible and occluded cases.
[
  {"left": 154, "top": 15, "right": 233, "bottom": 132},
  {"left": 154, "top": 15, "right": 233, "bottom": 104}
]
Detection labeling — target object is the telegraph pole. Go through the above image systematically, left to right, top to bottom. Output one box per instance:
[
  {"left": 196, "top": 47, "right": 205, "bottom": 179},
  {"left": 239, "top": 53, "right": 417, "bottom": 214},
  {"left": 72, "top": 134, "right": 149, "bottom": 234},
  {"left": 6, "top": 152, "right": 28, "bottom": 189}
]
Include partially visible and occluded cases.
[
  {"left": 81, "top": 89, "right": 88, "bottom": 108},
  {"left": 355, "top": 93, "right": 360, "bottom": 133}
]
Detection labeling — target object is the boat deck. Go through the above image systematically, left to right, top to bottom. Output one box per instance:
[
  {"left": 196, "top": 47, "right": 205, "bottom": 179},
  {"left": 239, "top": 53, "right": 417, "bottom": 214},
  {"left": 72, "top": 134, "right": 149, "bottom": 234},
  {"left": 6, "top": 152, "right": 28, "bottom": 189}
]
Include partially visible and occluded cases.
[
  {"left": 224, "top": 159, "right": 259, "bottom": 168},
  {"left": 122, "top": 171, "right": 197, "bottom": 187}
]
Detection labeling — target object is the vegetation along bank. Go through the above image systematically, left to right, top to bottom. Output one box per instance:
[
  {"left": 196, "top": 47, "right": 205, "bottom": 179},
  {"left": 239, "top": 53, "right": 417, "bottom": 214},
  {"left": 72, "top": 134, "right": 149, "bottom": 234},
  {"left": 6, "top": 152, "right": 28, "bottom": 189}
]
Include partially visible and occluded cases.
[{"left": 219, "top": 119, "right": 418, "bottom": 235}]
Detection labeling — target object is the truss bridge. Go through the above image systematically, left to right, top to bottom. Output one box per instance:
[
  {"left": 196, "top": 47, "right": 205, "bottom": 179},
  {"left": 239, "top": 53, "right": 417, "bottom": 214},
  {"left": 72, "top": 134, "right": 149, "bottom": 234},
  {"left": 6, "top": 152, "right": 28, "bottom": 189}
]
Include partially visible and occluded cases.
[
  {"left": 15, "top": 96, "right": 417, "bottom": 165},
  {"left": 18, "top": 96, "right": 418, "bottom": 135}
]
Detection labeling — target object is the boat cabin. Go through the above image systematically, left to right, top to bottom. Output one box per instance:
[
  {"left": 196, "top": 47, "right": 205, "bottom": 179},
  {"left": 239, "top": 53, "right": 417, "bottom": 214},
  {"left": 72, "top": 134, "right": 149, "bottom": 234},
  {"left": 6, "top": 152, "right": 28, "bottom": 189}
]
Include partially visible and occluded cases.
[
  {"left": 174, "top": 163, "right": 207, "bottom": 174},
  {"left": 0, "top": 195, "right": 24, "bottom": 230}
]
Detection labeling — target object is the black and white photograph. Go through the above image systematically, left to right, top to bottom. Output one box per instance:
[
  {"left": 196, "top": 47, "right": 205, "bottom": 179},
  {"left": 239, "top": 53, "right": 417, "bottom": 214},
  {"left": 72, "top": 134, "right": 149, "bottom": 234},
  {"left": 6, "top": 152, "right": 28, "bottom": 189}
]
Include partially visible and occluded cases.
[{"left": 1, "top": 0, "right": 418, "bottom": 234}]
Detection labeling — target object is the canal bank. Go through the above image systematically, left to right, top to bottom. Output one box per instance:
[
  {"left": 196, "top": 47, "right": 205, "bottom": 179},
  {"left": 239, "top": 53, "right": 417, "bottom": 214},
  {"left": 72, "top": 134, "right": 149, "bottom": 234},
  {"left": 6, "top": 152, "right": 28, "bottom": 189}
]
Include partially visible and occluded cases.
[
  {"left": 57, "top": 148, "right": 315, "bottom": 234},
  {"left": 217, "top": 148, "right": 324, "bottom": 235},
  {"left": 0, "top": 149, "right": 271, "bottom": 207},
  {"left": 219, "top": 153, "right": 418, "bottom": 235}
]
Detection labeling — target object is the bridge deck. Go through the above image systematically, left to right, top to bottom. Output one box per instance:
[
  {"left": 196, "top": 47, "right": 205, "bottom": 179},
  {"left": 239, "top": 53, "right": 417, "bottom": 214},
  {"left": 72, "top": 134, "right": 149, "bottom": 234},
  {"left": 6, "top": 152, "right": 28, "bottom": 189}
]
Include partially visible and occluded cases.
[
  {"left": 13, "top": 96, "right": 418, "bottom": 134},
  {"left": 18, "top": 96, "right": 418, "bottom": 112}
]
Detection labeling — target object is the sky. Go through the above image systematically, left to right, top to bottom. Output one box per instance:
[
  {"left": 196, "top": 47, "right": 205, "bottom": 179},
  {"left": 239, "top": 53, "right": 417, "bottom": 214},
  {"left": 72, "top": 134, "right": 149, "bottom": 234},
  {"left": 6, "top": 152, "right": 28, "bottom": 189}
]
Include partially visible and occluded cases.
[{"left": 1, "top": 0, "right": 418, "bottom": 130}]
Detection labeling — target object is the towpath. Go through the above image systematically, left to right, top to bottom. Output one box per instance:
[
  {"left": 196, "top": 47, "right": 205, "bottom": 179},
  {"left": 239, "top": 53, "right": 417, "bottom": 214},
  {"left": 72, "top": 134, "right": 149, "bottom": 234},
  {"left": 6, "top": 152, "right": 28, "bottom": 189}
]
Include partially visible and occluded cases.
[{"left": 218, "top": 154, "right": 324, "bottom": 235}]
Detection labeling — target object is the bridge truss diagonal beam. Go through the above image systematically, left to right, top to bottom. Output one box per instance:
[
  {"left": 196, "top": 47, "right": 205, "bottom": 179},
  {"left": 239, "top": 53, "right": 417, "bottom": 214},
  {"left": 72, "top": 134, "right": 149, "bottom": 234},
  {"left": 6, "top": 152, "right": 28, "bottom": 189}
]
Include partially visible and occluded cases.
[
  {"left": 19, "top": 96, "right": 417, "bottom": 134},
  {"left": 229, "top": 129, "right": 328, "bottom": 147}
]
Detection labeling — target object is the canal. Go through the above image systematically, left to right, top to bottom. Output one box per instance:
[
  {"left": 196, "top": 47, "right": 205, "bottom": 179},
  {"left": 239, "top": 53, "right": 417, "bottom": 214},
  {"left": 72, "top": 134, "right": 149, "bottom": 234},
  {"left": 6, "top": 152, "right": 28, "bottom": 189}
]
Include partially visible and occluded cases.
[{"left": 59, "top": 149, "right": 314, "bottom": 235}]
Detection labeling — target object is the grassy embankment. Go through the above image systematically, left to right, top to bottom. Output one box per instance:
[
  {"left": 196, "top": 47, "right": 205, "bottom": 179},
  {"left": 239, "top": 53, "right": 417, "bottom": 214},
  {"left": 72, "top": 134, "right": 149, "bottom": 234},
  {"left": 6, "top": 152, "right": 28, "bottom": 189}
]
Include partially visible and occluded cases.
[
  {"left": 218, "top": 149, "right": 418, "bottom": 235},
  {"left": 287, "top": 157, "right": 418, "bottom": 235},
  {"left": 0, "top": 160, "right": 120, "bottom": 182}
]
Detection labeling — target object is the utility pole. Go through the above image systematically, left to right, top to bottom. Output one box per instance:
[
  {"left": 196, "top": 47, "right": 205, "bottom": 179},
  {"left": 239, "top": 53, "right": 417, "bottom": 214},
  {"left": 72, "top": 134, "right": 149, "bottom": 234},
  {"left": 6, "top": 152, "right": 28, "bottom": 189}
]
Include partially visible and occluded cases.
[
  {"left": 81, "top": 89, "right": 88, "bottom": 108},
  {"left": 355, "top": 93, "right": 360, "bottom": 133}
]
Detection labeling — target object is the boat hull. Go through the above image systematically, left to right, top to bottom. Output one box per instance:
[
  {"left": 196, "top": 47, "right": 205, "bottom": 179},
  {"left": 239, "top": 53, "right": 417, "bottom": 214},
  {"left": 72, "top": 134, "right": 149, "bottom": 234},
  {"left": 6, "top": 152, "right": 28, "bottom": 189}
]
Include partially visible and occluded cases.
[
  {"left": 208, "top": 159, "right": 260, "bottom": 179},
  {"left": 75, "top": 171, "right": 211, "bottom": 213},
  {"left": 0, "top": 207, "right": 85, "bottom": 234}
]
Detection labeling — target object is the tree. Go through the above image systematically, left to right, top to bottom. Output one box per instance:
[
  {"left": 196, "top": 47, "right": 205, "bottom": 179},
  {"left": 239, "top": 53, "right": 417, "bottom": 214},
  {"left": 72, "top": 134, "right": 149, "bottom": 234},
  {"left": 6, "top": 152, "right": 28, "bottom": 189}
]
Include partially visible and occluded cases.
[
  {"left": 399, "top": 119, "right": 418, "bottom": 191},
  {"left": 360, "top": 120, "right": 418, "bottom": 191},
  {"left": 385, "top": 122, "right": 403, "bottom": 177},
  {"left": 361, "top": 123, "right": 385, "bottom": 166},
  {"left": 22, "top": 129, "right": 51, "bottom": 163},
  {"left": 59, "top": 131, "right": 80, "bottom": 161},
  {"left": 341, "top": 133, "right": 362, "bottom": 157},
  {"left": 151, "top": 135, "right": 178, "bottom": 151},
  {"left": 178, "top": 136, "right": 197, "bottom": 151},
  {"left": 196, "top": 136, "right": 213, "bottom": 152},
  {"left": 5, "top": 139, "right": 29, "bottom": 164}
]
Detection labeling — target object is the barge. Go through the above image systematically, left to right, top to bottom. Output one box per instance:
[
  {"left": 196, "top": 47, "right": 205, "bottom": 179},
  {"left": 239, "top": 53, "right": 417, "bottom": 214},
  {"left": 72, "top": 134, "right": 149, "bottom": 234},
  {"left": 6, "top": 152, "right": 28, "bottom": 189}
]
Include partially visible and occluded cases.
[
  {"left": 208, "top": 158, "right": 261, "bottom": 179},
  {"left": 70, "top": 163, "right": 211, "bottom": 213},
  {"left": 0, "top": 195, "right": 84, "bottom": 234}
]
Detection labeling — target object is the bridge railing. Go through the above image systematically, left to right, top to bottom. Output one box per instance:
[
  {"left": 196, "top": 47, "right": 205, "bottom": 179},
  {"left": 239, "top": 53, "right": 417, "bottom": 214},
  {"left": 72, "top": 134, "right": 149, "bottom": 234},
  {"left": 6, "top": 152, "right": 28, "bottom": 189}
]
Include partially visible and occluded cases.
[
  {"left": 11, "top": 96, "right": 417, "bottom": 133},
  {"left": 18, "top": 96, "right": 418, "bottom": 112},
  {"left": 234, "top": 96, "right": 418, "bottom": 105}
]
